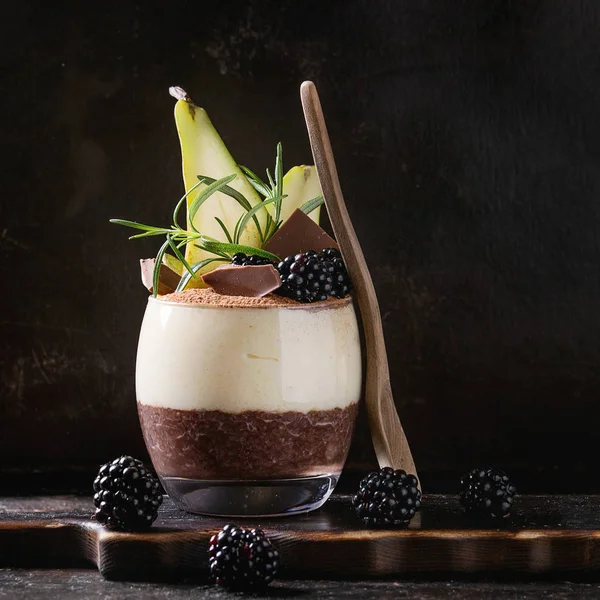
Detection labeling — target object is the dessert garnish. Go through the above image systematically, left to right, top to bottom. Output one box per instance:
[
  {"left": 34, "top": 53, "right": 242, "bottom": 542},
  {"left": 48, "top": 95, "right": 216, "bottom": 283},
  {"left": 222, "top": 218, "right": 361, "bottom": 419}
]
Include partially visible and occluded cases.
[
  {"left": 110, "top": 87, "right": 332, "bottom": 300},
  {"left": 263, "top": 207, "right": 338, "bottom": 259},
  {"left": 276, "top": 248, "right": 351, "bottom": 303},
  {"left": 231, "top": 252, "right": 273, "bottom": 267},
  {"left": 140, "top": 258, "right": 181, "bottom": 295},
  {"left": 202, "top": 264, "right": 281, "bottom": 297},
  {"left": 92, "top": 455, "right": 163, "bottom": 532},
  {"left": 352, "top": 467, "right": 421, "bottom": 527},
  {"left": 459, "top": 467, "right": 516, "bottom": 519},
  {"left": 208, "top": 524, "right": 280, "bottom": 589}
]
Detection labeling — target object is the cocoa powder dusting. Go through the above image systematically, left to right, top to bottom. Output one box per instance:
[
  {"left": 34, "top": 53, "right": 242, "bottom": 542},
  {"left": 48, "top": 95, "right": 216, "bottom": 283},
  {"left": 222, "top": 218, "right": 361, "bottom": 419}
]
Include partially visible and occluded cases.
[{"left": 158, "top": 287, "right": 351, "bottom": 309}]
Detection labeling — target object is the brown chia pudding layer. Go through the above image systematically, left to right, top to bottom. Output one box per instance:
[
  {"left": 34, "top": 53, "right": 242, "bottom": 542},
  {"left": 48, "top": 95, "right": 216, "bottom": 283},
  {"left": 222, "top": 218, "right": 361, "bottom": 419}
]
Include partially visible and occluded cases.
[{"left": 137, "top": 403, "right": 359, "bottom": 480}]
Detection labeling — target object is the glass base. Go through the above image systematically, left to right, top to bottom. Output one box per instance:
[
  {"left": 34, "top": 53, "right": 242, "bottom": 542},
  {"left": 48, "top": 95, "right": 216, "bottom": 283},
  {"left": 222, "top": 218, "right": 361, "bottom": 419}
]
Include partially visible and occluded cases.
[{"left": 160, "top": 474, "right": 339, "bottom": 517}]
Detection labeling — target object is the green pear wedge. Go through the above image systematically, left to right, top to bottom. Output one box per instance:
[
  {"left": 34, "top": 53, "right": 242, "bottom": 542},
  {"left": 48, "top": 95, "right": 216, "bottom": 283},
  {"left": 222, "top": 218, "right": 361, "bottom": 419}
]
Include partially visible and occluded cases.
[
  {"left": 173, "top": 91, "right": 266, "bottom": 282},
  {"left": 281, "top": 165, "right": 322, "bottom": 225},
  {"left": 162, "top": 253, "right": 183, "bottom": 276}
]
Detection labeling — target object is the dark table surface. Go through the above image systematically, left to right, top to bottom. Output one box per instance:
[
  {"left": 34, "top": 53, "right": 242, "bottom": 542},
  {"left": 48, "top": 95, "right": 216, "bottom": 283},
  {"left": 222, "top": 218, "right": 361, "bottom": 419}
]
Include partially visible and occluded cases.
[
  {"left": 4, "top": 495, "right": 600, "bottom": 597},
  {"left": 0, "top": 496, "right": 600, "bottom": 600},
  {"left": 2, "top": 569, "right": 600, "bottom": 599}
]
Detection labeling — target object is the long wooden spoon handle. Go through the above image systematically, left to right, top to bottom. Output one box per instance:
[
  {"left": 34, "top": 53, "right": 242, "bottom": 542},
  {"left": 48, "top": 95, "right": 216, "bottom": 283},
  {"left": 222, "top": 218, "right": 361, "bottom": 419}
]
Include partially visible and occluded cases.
[{"left": 300, "top": 81, "right": 417, "bottom": 478}]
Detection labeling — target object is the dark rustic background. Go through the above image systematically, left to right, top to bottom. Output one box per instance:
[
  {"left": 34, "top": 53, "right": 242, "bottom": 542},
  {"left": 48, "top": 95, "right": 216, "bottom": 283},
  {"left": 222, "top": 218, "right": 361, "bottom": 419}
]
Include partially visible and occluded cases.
[{"left": 2, "top": 0, "right": 599, "bottom": 493}]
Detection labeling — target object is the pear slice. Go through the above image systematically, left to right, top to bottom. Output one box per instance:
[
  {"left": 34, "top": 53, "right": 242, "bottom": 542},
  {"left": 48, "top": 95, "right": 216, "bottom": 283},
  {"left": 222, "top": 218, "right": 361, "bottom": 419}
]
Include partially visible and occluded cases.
[
  {"left": 172, "top": 88, "right": 267, "bottom": 284},
  {"left": 280, "top": 165, "right": 323, "bottom": 225},
  {"left": 162, "top": 253, "right": 183, "bottom": 276}
]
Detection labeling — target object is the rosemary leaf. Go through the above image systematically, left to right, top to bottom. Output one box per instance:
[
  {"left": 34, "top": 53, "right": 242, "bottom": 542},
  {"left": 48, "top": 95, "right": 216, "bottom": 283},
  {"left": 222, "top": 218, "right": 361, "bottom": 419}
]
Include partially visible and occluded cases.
[
  {"left": 274, "top": 142, "right": 284, "bottom": 224},
  {"left": 275, "top": 143, "right": 283, "bottom": 193},
  {"left": 239, "top": 165, "right": 271, "bottom": 197},
  {"left": 266, "top": 168, "right": 275, "bottom": 190},
  {"left": 188, "top": 174, "right": 237, "bottom": 222},
  {"left": 198, "top": 175, "right": 264, "bottom": 243},
  {"left": 197, "top": 176, "right": 252, "bottom": 210},
  {"left": 173, "top": 179, "right": 204, "bottom": 228},
  {"left": 299, "top": 194, "right": 324, "bottom": 216},
  {"left": 234, "top": 197, "right": 277, "bottom": 244},
  {"left": 232, "top": 212, "right": 244, "bottom": 248},
  {"left": 264, "top": 212, "right": 275, "bottom": 238},
  {"left": 214, "top": 217, "right": 233, "bottom": 243},
  {"left": 109, "top": 219, "right": 166, "bottom": 232},
  {"left": 128, "top": 230, "right": 173, "bottom": 239},
  {"left": 198, "top": 236, "right": 280, "bottom": 262},
  {"left": 166, "top": 237, "right": 195, "bottom": 277},
  {"left": 153, "top": 238, "right": 172, "bottom": 298},
  {"left": 192, "top": 244, "right": 230, "bottom": 260}
]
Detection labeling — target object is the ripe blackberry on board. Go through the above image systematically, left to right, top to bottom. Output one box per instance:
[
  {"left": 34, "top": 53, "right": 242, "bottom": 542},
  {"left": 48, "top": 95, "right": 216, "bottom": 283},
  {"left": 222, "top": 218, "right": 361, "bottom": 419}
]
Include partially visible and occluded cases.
[
  {"left": 92, "top": 455, "right": 163, "bottom": 532},
  {"left": 352, "top": 467, "right": 422, "bottom": 527},
  {"left": 460, "top": 467, "right": 516, "bottom": 519},
  {"left": 208, "top": 524, "right": 280, "bottom": 590}
]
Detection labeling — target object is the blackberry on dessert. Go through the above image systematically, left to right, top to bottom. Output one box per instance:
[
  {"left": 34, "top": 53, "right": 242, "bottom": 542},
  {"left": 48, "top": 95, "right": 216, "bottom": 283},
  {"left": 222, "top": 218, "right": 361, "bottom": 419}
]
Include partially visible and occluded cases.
[
  {"left": 321, "top": 247, "right": 353, "bottom": 298},
  {"left": 276, "top": 248, "right": 352, "bottom": 303},
  {"left": 231, "top": 253, "right": 273, "bottom": 267},
  {"left": 93, "top": 455, "right": 163, "bottom": 531},
  {"left": 352, "top": 467, "right": 421, "bottom": 527},
  {"left": 460, "top": 467, "right": 516, "bottom": 519},
  {"left": 209, "top": 524, "right": 279, "bottom": 589}
]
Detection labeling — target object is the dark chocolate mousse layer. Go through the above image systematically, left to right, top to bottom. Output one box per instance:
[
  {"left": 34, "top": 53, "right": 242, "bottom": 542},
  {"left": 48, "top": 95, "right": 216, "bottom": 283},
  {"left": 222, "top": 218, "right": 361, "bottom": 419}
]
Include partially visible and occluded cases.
[{"left": 137, "top": 403, "right": 359, "bottom": 480}]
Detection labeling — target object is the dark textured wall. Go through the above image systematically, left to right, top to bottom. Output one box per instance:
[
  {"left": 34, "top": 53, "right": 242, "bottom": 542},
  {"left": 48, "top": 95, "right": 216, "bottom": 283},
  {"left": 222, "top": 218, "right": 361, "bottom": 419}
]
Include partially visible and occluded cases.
[{"left": 2, "top": 0, "right": 600, "bottom": 491}]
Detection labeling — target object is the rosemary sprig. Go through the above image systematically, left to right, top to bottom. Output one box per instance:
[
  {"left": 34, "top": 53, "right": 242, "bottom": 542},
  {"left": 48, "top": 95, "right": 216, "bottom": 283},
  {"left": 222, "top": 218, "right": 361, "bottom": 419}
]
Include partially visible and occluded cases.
[
  {"left": 111, "top": 142, "right": 323, "bottom": 296},
  {"left": 240, "top": 143, "right": 288, "bottom": 243},
  {"left": 110, "top": 216, "right": 281, "bottom": 296}
]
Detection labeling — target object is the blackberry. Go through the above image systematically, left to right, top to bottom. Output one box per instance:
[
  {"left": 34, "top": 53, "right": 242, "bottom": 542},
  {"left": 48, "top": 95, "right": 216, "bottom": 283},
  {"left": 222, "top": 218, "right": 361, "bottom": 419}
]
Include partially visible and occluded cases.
[
  {"left": 276, "top": 248, "right": 351, "bottom": 303},
  {"left": 321, "top": 248, "right": 353, "bottom": 298},
  {"left": 276, "top": 251, "right": 329, "bottom": 303},
  {"left": 231, "top": 253, "right": 272, "bottom": 266},
  {"left": 93, "top": 455, "right": 163, "bottom": 531},
  {"left": 352, "top": 467, "right": 421, "bottom": 527},
  {"left": 460, "top": 467, "right": 516, "bottom": 519},
  {"left": 208, "top": 524, "right": 279, "bottom": 590}
]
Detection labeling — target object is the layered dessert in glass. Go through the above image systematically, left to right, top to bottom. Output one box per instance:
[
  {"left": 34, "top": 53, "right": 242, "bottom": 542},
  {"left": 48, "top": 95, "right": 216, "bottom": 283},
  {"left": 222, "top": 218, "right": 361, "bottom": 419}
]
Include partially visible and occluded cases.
[
  {"left": 112, "top": 86, "right": 362, "bottom": 515},
  {"left": 136, "top": 289, "right": 361, "bottom": 515}
]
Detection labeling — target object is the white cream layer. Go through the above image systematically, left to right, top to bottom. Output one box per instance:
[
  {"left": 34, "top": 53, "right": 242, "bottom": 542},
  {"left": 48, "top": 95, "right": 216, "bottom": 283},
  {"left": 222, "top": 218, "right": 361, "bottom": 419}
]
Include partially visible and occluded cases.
[{"left": 136, "top": 297, "right": 362, "bottom": 413}]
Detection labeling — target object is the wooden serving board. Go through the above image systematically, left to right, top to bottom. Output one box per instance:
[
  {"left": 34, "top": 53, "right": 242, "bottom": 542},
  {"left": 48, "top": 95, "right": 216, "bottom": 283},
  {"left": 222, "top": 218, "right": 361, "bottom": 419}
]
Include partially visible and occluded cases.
[{"left": 2, "top": 495, "right": 600, "bottom": 581}]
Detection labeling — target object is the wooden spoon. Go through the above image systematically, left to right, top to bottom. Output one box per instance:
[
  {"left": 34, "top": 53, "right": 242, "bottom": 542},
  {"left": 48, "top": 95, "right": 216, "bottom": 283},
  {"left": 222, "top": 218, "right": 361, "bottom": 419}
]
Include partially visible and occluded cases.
[{"left": 300, "top": 81, "right": 418, "bottom": 480}]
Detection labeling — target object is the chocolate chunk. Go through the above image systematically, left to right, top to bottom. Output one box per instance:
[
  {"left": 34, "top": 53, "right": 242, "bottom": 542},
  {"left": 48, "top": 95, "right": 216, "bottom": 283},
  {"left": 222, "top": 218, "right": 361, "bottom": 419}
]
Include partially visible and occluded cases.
[
  {"left": 263, "top": 208, "right": 339, "bottom": 259},
  {"left": 140, "top": 258, "right": 181, "bottom": 295},
  {"left": 202, "top": 264, "right": 281, "bottom": 297}
]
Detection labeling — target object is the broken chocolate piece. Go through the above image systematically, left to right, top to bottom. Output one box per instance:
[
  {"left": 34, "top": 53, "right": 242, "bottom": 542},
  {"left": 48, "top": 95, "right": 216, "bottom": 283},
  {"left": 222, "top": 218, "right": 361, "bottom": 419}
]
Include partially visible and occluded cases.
[
  {"left": 263, "top": 208, "right": 338, "bottom": 259},
  {"left": 140, "top": 258, "right": 181, "bottom": 295},
  {"left": 202, "top": 264, "right": 281, "bottom": 297}
]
